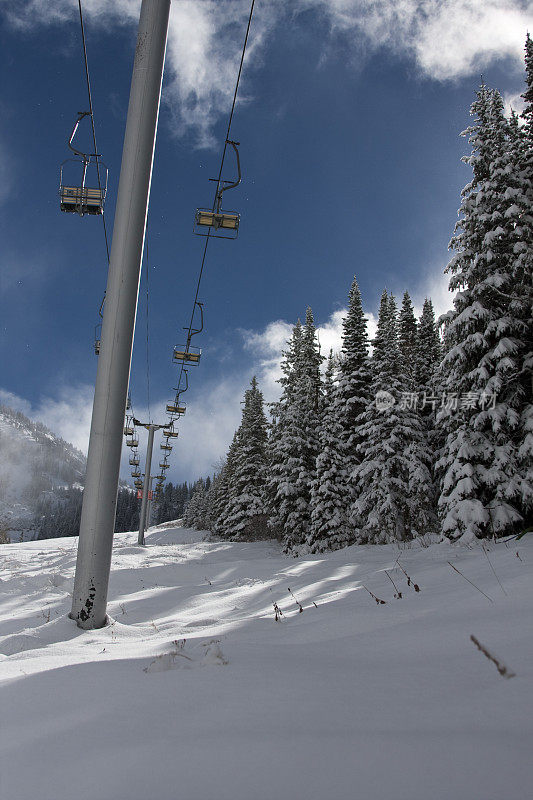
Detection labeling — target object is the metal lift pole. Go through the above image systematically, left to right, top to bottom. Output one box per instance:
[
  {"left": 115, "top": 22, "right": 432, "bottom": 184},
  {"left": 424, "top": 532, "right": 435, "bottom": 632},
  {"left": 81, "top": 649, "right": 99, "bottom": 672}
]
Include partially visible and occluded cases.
[
  {"left": 70, "top": 0, "right": 171, "bottom": 629},
  {"left": 137, "top": 422, "right": 164, "bottom": 546},
  {"left": 138, "top": 426, "right": 155, "bottom": 546},
  {"left": 146, "top": 475, "right": 154, "bottom": 534}
]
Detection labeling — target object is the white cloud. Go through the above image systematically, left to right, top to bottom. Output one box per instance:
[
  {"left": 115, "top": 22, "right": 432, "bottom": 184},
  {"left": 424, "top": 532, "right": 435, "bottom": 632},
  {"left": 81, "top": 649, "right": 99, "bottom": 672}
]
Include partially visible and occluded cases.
[
  {"left": 3, "top": 1, "right": 530, "bottom": 144},
  {"left": 410, "top": 1, "right": 532, "bottom": 80},
  {"left": 503, "top": 89, "right": 527, "bottom": 118},
  {"left": 410, "top": 264, "right": 455, "bottom": 322},
  {"left": 166, "top": 377, "right": 245, "bottom": 480},
  {"left": 0, "top": 384, "right": 93, "bottom": 454},
  {"left": 34, "top": 385, "right": 95, "bottom": 454},
  {"left": 0, "top": 388, "right": 32, "bottom": 416}
]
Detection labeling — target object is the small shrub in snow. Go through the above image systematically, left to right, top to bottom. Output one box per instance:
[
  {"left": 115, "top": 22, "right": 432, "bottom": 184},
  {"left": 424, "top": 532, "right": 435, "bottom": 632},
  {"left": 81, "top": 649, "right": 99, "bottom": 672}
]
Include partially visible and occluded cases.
[
  {"left": 396, "top": 561, "right": 420, "bottom": 593},
  {"left": 384, "top": 570, "right": 402, "bottom": 599},
  {"left": 362, "top": 585, "right": 386, "bottom": 605}
]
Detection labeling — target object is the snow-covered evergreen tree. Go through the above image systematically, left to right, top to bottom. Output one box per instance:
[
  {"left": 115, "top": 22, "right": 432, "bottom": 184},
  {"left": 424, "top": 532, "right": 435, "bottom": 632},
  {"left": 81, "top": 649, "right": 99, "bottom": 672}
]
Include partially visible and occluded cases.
[
  {"left": 516, "top": 35, "right": 533, "bottom": 526},
  {"left": 437, "top": 84, "right": 532, "bottom": 539},
  {"left": 331, "top": 276, "right": 372, "bottom": 524},
  {"left": 351, "top": 291, "right": 435, "bottom": 542},
  {"left": 398, "top": 291, "right": 418, "bottom": 388},
  {"left": 415, "top": 298, "right": 442, "bottom": 394},
  {"left": 267, "top": 310, "right": 322, "bottom": 551},
  {"left": 308, "top": 351, "right": 351, "bottom": 551},
  {"left": 222, "top": 377, "right": 269, "bottom": 540},
  {"left": 211, "top": 434, "right": 239, "bottom": 537},
  {"left": 183, "top": 478, "right": 208, "bottom": 530},
  {"left": 154, "top": 481, "right": 191, "bottom": 525}
]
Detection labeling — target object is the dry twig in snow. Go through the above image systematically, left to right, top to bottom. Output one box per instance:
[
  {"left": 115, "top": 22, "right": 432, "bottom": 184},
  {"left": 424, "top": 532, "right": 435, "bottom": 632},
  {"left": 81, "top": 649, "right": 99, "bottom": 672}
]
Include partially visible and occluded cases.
[
  {"left": 447, "top": 561, "right": 493, "bottom": 603},
  {"left": 470, "top": 635, "right": 516, "bottom": 678}
]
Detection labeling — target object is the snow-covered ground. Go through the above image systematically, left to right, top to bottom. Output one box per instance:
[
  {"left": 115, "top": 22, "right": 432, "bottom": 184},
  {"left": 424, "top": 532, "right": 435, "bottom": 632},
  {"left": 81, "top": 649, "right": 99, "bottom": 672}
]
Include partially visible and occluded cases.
[{"left": 1, "top": 525, "right": 532, "bottom": 800}]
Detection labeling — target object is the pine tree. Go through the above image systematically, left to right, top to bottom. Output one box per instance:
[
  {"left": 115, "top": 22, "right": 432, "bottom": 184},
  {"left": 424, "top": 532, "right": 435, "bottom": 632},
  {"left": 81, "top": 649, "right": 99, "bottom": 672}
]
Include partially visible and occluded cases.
[
  {"left": 516, "top": 35, "right": 533, "bottom": 526},
  {"left": 437, "top": 84, "right": 531, "bottom": 539},
  {"left": 332, "top": 275, "right": 372, "bottom": 526},
  {"left": 352, "top": 291, "right": 435, "bottom": 542},
  {"left": 398, "top": 291, "right": 418, "bottom": 388},
  {"left": 415, "top": 298, "right": 442, "bottom": 394},
  {"left": 267, "top": 310, "right": 322, "bottom": 551},
  {"left": 308, "top": 352, "right": 350, "bottom": 551},
  {"left": 222, "top": 377, "right": 269, "bottom": 540},
  {"left": 212, "top": 433, "right": 239, "bottom": 537},
  {"left": 183, "top": 478, "right": 207, "bottom": 530}
]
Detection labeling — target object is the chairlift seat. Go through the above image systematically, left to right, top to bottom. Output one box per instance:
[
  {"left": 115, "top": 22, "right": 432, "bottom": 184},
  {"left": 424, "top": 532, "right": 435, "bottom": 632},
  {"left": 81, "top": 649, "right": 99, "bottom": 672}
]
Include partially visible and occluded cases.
[
  {"left": 60, "top": 186, "right": 106, "bottom": 215},
  {"left": 194, "top": 209, "right": 240, "bottom": 239},
  {"left": 196, "top": 210, "right": 239, "bottom": 230},
  {"left": 173, "top": 346, "right": 201, "bottom": 365},
  {"left": 166, "top": 403, "right": 186, "bottom": 415},
  {"left": 124, "top": 426, "right": 134, "bottom": 436},
  {"left": 164, "top": 430, "right": 179, "bottom": 439},
  {"left": 126, "top": 438, "right": 139, "bottom": 448},
  {"left": 160, "top": 443, "right": 172, "bottom": 451},
  {"left": 129, "top": 456, "right": 140, "bottom": 466},
  {"left": 159, "top": 462, "right": 170, "bottom": 469},
  {"left": 131, "top": 469, "right": 141, "bottom": 478}
]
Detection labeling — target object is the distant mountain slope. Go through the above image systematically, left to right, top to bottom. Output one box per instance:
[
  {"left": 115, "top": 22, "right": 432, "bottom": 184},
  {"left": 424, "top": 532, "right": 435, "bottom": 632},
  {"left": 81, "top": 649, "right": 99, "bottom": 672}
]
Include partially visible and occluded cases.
[
  {"left": 0, "top": 404, "right": 86, "bottom": 540},
  {"left": 0, "top": 404, "right": 141, "bottom": 541}
]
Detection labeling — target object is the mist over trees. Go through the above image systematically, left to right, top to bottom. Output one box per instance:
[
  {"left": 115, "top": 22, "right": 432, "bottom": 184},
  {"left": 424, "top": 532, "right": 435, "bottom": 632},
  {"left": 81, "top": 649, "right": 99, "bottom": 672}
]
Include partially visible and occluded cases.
[{"left": 0, "top": 404, "right": 146, "bottom": 540}]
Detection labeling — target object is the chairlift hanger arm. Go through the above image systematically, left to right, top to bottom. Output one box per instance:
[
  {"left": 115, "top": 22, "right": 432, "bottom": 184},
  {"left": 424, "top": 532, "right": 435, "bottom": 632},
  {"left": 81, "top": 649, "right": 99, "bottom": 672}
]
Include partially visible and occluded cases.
[
  {"left": 68, "top": 111, "right": 100, "bottom": 159},
  {"left": 215, "top": 140, "right": 241, "bottom": 208},
  {"left": 184, "top": 302, "right": 204, "bottom": 340},
  {"left": 173, "top": 369, "right": 189, "bottom": 395}
]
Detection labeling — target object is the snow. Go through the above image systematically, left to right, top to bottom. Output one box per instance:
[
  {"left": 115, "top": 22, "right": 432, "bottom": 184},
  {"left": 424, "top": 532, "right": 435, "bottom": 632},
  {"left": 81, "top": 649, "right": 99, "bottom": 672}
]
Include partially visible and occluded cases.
[{"left": 1, "top": 525, "right": 532, "bottom": 800}]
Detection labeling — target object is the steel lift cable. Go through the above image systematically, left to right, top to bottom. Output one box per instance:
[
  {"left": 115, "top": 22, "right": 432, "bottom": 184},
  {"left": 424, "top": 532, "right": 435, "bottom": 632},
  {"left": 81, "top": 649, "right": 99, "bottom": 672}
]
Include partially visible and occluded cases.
[
  {"left": 77, "top": 0, "right": 110, "bottom": 264},
  {"left": 132, "top": 0, "right": 257, "bottom": 501},
  {"left": 171, "top": 0, "right": 256, "bottom": 403},
  {"left": 144, "top": 233, "right": 152, "bottom": 423}
]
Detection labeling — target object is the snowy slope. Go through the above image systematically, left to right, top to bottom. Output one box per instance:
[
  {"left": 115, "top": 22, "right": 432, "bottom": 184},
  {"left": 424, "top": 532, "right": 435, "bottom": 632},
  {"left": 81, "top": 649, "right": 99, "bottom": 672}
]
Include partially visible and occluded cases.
[{"left": 1, "top": 526, "right": 532, "bottom": 800}]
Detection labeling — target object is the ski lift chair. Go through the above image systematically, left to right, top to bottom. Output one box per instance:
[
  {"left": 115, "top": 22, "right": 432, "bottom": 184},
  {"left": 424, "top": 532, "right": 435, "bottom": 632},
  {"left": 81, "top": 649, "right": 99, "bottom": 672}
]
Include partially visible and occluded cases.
[
  {"left": 59, "top": 112, "right": 108, "bottom": 216},
  {"left": 194, "top": 140, "right": 242, "bottom": 240},
  {"left": 124, "top": 425, "right": 134, "bottom": 437},
  {"left": 163, "top": 428, "right": 179, "bottom": 439},
  {"left": 126, "top": 437, "right": 139, "bottom": 448},
  {"left": 160, "top": 442, "right": 172, "bottom": 452},
  {"left": 129, "top": 455, "right": 140, "bottom": 466},
  {"left": 159, "top": 462, "right": 170, "bottom": 470},
  {"left": 131, "top": 469, "right": 141, "bottom": 478},
  {"left": 134, "top": 479, "right": 143, "bottom": 489}
]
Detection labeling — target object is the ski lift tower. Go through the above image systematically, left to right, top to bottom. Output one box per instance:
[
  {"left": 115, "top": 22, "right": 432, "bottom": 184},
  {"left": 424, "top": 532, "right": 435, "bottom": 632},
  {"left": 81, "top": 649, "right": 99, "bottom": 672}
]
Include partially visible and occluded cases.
[{"left": 70, "top": 0, "right": 171, "bottom": 628}]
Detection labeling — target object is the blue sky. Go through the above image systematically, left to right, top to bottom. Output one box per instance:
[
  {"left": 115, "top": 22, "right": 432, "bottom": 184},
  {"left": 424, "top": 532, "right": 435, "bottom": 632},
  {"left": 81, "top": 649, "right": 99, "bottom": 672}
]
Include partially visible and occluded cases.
[{"left": 0, "top": 0, "right": 531, "bottom": 482}]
